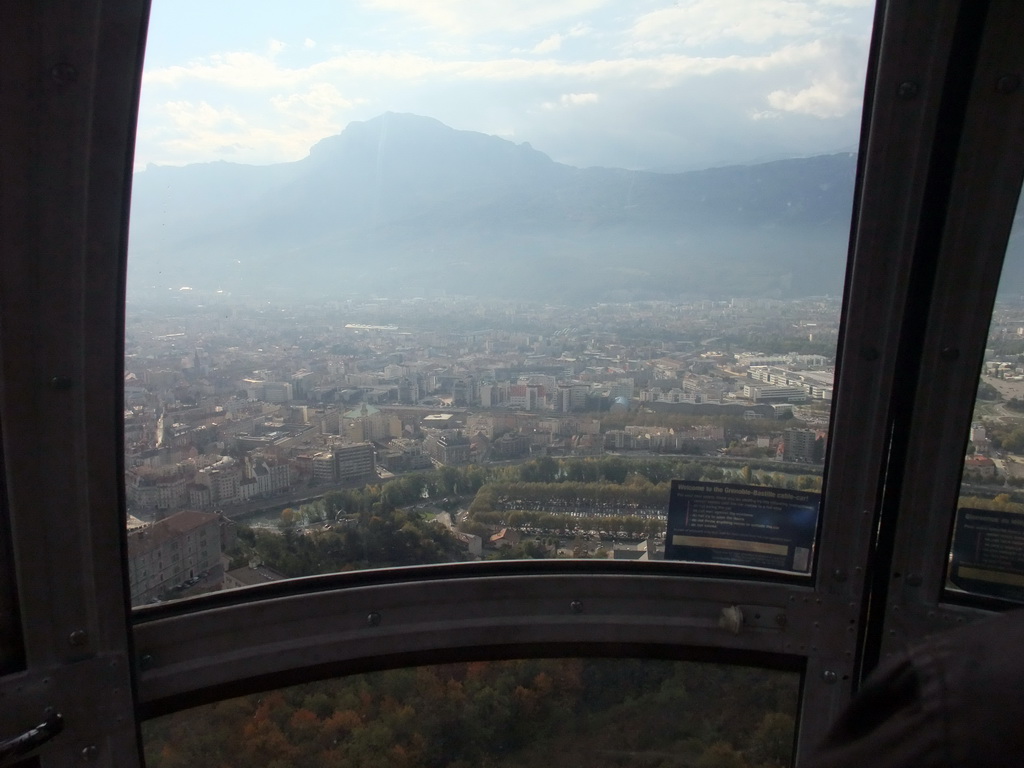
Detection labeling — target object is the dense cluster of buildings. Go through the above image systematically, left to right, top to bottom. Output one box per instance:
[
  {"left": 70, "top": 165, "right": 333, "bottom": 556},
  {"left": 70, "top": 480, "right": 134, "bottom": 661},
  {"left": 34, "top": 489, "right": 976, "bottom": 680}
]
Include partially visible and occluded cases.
[
  {"left": 114, "top": 296, "right": 1024, "bottom": 607},
  {"left": 123, "top": 296, "right": 838, "bottom": 519},
  {"left": 125, "top": 453, "right": 295, "bottom": 513}
]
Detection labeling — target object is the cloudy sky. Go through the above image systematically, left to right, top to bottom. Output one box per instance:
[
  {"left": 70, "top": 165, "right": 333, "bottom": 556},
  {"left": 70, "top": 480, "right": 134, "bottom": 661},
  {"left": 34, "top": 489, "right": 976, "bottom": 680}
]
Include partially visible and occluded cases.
[{"left": 136, "top": 0, "right": 875, "bottom": 172}]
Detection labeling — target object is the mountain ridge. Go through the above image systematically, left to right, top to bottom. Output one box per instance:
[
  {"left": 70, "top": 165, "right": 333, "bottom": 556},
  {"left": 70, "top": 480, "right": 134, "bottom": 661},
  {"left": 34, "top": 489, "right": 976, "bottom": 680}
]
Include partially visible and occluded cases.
[{"left": 129, "top": 112, "right": 859, "bottom": 302}]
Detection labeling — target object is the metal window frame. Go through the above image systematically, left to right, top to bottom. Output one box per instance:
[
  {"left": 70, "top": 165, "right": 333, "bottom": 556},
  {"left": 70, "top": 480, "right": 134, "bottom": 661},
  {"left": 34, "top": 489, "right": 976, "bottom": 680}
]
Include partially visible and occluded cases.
[
  {"left": 875, "top": 0, "right": 1024, "bottom": 658},
  {"left": 2, "top": 1, "right": 1022, "bottom": 766},
  {"left": 0, "top": 2, "right": 150, "bottom": 766}
]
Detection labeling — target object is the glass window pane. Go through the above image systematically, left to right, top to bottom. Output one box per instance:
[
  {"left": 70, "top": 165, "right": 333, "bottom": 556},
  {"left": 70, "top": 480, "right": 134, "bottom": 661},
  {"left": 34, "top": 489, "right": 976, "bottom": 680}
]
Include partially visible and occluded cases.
[
  {"left": 126, "top": 1, "right": 874, "bottom": 602},
  {"left": 951, "top": 191, "right": 1024, "bottom": 603},
  {"left": 143, "top": 658, "right": 799, "bottom": 768}
]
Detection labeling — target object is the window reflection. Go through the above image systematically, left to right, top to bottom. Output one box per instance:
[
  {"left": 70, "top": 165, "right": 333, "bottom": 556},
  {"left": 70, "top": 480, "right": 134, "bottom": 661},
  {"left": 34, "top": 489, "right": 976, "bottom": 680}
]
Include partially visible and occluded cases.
[{"left": 143, "top": 659, "right": 798, "bottom": 768}]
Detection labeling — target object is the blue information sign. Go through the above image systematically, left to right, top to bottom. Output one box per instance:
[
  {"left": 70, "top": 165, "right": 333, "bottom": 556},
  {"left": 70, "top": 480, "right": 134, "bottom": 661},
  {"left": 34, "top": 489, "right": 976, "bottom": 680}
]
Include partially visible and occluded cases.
[
  {"left": 665, "top": 480, "right": 819, "bottom": 573},
  {"left": 949, "top": 507, "right": 1024, "bottom": 603}
]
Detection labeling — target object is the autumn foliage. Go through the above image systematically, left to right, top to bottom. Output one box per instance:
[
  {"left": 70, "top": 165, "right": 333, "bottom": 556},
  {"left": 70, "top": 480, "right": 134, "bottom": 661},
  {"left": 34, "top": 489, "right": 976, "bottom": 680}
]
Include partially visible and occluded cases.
[{"left": 144, "top": 659, "right": 796, "bottom": 768}]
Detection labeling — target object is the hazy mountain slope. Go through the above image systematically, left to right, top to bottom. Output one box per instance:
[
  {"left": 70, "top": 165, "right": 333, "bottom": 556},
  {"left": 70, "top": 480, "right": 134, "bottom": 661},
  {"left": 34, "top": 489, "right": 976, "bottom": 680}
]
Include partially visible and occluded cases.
[{"left": 128, "top": 112, "right": 859, "bottom": 302}]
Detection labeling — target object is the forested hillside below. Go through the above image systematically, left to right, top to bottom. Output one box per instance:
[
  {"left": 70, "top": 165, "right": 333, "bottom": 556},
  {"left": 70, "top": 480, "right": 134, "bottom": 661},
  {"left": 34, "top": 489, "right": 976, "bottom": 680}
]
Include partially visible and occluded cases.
[{"left": 144, "top": 658, "right": 798, "bottom": 768}]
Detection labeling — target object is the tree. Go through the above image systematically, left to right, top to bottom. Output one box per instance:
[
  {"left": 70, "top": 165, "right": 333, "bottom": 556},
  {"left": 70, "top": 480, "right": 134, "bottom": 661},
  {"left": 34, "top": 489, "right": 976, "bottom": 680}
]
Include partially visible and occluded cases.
[
  {"left": 535, "top": 456, "right": 558, "bottom": 483},
  {"left": 600, "top": 456, "right": 629, "bottom": 484},
  {"left": 747, "top": 712, "right": 795, "bottom": 767},
  {"left": 696, "top": 742, "right": 749, "bottom": 768}
]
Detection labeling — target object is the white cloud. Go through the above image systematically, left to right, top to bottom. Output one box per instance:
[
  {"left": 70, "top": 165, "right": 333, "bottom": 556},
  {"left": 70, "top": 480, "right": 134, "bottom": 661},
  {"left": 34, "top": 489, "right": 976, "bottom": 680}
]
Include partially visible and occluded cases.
[
  {"left": 360, "top": 0, "right": 610, "bottom": 35},
  {"left": 627, "top": 0, "right": 827, "bottom": 51},
  {"left": 136, "top": 2, "right": 871, "bottom": 170},
  {"left": 530, "top": 23, "right": 590, "bottom": 54},
  {"left": 145, "top": 29, "right": 855, "bottom": 95},
  {"left": 532, "top": 34, "right": 564, "bottom": 54},
  {"left": 138, "top": 36, "right": 864, "bottom": 167},
  {"left": 143, "top": 50, "right": 669, "bottom": 91},
  {"left": 146, "top": 51, "right": 309, "bottom": 89},
  {"left": 767, "top": 70, "right": 861, "bottom": 117},
  {"left": 142, "top": 83, "right": 365, "bottom": 167},
  {"left": 271, "top": 83, "right": 359, "bottom": 117},
  {"left": 542, "top": 91, "right": 600, "bottom": 110},
  {"left": 563, "top": 92, "right": 598, "bottom": 105},
  {"left": 565, "top": 92, "right": 598, "bottom": 107},
  {"left": 154, "top": 100, "right": 259, "bottom": 159},
  {"left": 163, "top": 100, "right": 248, "bottom": 132}
]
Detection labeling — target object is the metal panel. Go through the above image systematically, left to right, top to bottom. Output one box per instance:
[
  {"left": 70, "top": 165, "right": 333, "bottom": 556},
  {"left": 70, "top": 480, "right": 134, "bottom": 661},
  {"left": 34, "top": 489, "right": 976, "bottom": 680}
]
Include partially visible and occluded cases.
[
  {"left": 795, "top": 0, "right": 968, "bottom": 749},
  {"left": 880, "top": 0, "right": 1024, "bottom": 655},
  {"left": 0, "top": 1, "right": 150, "bottom": 766},
  {"left": 0, "top": 429, "right": 24, "bottom": 676},
  {"left": 133, "top": 567, "right": 834, "bottom": 715},
  {"left": 0, "top": 657, "right": 135, "bottom": 767}
]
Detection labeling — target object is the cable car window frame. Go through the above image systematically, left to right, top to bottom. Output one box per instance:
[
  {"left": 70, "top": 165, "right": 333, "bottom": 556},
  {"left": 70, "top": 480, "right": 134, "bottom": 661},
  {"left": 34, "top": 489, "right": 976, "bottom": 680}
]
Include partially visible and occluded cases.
[
  {"left": 874, "top": 0, "right": 1024, "bottom": 658},
  {"left": 4, "top": 1, "right": 1024, "bottom": 766}
]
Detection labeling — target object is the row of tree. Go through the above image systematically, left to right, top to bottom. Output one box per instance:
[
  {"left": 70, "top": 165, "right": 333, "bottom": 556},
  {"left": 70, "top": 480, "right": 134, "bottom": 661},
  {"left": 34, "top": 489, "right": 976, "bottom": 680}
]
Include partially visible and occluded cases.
[
  {"left": 599, "top": 411, "right": 800, "bottom": 438},
  {"left": 984, "top": 422, "right": 1024, "bottom": 453},
  {"left": 243, "top": 455, "right": 823, "bottom": 574},
  {"left": 298, "top": 456, "right": 820, "bottom": 525},
  {"left": 468, "top": 471, "right": 820, "bottom": 521},
  {"left": 473, "top": 480, "right": 669, "bottom": 512},
  {"left": 958, "top": 494, "right": 1024, "bottom": 513},
  {"left": 234, "top": 508, "right": 465, "bottom": 577},
  {"left": 471, "top": 508, "right": 664, "bottom": 538}
]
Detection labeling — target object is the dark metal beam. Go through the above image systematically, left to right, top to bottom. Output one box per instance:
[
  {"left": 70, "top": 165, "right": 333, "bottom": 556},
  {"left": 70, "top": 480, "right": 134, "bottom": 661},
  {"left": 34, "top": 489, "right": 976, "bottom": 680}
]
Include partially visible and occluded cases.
[
  {"left": 880, "top": 0, "right": 1024, "bottom": 654},
  {"left": 0, "top": 2, "right": 150, "bottom": 766},
  {"left": 134, "top": 568, "right": 824, "bottom": 718}
]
